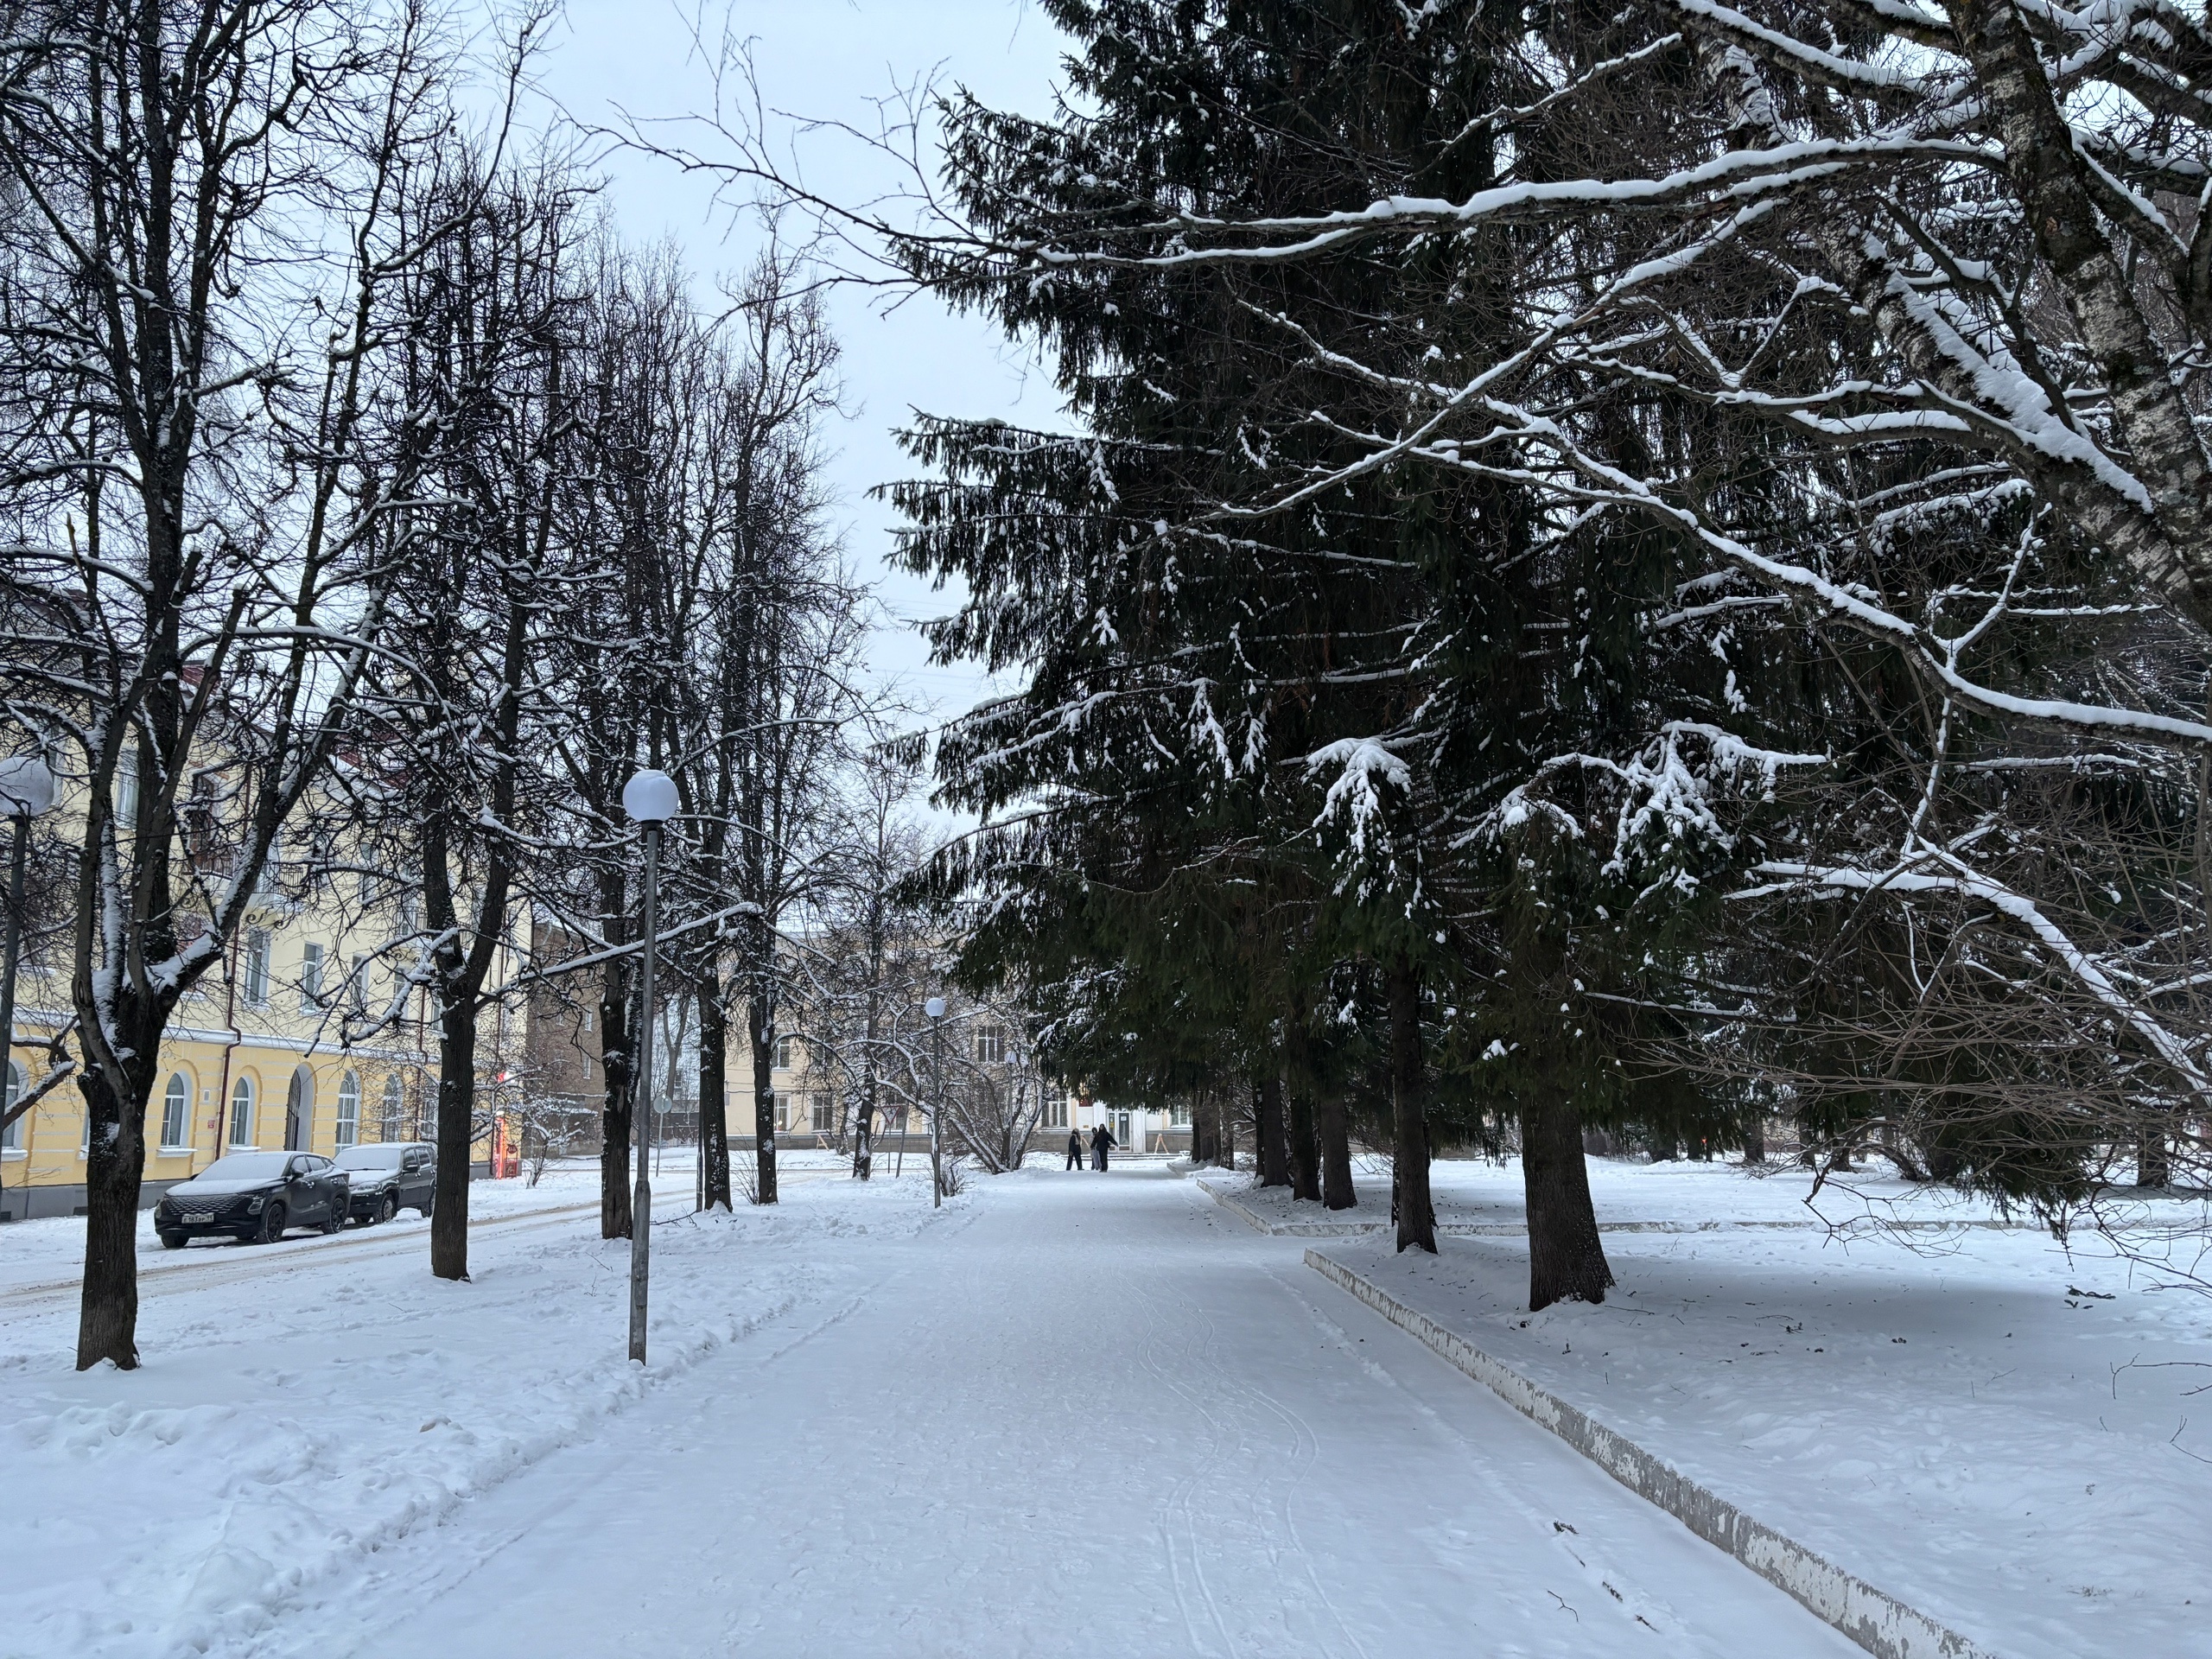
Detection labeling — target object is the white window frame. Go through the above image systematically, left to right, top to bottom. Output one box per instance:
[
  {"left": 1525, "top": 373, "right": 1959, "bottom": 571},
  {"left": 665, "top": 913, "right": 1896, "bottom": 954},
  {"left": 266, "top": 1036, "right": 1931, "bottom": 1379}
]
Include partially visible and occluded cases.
[
  {"left": 243, "top": 929, "right": 270, "bottom": 1008},
  {"left": 300, "top": 941, "right": 324, "bottom": 1012},
  {"left": 975, "top": 1026, "right": 1005, "bottom": 1065},
  {"left": 775, "top": 1035, "right": 798, "bottom": 1071},
  {"left": 2, "top": 1058, "right": 22, "bottom": 1154},
  {"left": 335, "top": 1071, "right": 360, "bottom": 1148},
  {"left": 160, "top": 1072, "right": 191, "bottom": 1151},
  {"left": 380, "top": 1074, "right": 404, "bottom": 1141},
  {"left": 228, "top": 1075, "right": 256, "bottom": 1147},
  {"left": 810, "top": 1094, "right": 835, "bottom": 1134}
]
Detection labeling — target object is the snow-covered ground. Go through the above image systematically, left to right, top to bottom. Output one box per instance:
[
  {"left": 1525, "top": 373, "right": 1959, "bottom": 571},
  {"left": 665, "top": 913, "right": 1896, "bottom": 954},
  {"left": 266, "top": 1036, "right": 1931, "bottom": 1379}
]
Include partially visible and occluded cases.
[
  {"left": 0, "top": 1152, "right": 854, "bottom": 1300},
  {"left": 1294, "top": 1158, "right": 2212, "bottom": 1659},
  {"left": 4, "top": 1160, "right": 1863, "bottom": 1657}
]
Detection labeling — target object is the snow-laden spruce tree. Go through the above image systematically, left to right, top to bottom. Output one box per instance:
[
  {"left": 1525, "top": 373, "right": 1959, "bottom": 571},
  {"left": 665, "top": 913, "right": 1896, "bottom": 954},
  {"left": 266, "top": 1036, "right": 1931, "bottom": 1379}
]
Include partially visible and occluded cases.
[{"left": 875, "top": 0, "right": 1843, "bottom": 1300}]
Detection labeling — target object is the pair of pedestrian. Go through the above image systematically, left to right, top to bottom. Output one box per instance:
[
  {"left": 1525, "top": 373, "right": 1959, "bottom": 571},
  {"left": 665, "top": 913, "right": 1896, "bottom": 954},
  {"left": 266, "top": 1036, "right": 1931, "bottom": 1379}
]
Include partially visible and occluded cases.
[{"left": 1090, "top": 1122, "right": 1116, "bottom": 1171}]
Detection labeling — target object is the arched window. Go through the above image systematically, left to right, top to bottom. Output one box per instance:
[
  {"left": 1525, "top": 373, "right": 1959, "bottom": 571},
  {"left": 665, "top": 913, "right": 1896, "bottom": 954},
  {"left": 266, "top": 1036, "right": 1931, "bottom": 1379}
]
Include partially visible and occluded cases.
[
  {"left": 2, "top": 1059, "right": 21, "bottom": 1152},
  {"left": 336, "top": 1072, "right": 360, "bottom": 1148},
  {"left": 160, "top": 1073, "right": 190, "bottom": 1150},
  {"left": 380, "top": 1073, "right": 404, "bottom": 1142},
  {"left": 228, "top": 1075, "right": 256, "bottom": 1147}
]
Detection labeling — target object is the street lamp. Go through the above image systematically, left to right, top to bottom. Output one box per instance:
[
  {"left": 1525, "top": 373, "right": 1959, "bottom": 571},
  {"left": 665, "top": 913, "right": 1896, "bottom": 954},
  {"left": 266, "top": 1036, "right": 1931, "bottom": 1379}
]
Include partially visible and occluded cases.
[
  {"left": 0, "top": 754, "right": 54, "bottom": 1224},
  {"left": 621, "top": 766, "right": 677, "bottom": 1364},
  {"left": 925, "top": 995, "right": 945, "bottom": 1209}
]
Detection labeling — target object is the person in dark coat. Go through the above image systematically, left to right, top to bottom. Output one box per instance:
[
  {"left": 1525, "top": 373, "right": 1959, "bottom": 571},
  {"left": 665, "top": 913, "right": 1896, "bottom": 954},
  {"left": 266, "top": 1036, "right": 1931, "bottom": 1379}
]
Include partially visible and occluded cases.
[
  {"left": 1090, "top": 1122, "right": 1116, "bottom": 1171},
  {"left": 1065, "top": 1127, "right": 1084, "bottom": 1170}
]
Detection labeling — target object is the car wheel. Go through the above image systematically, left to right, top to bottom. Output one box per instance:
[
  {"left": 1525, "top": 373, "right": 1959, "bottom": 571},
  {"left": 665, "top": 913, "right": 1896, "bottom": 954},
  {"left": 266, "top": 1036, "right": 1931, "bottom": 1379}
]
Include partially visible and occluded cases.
[
  {"left": 419, "top": 1191, "right": 434, "bottom": 1218},
  {"left": 378, "top": 1192, "right": 397, "bottom": 1225},
  {"left": 256, "top": 1201, "right": 287, "bottom": 1244},
  {"left": 321, "top": 1204, "right": 344, "bottom": 1236},
  {"left": 158, "top": 1230, "right": 187, "bottom": 1251}
]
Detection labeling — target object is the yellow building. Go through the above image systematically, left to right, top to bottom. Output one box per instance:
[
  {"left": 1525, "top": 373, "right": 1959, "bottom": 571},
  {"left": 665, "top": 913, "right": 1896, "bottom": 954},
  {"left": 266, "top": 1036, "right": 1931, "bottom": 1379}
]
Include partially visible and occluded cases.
[{"left": 1, "top": 790, "right": 457, "bottom": 1221}]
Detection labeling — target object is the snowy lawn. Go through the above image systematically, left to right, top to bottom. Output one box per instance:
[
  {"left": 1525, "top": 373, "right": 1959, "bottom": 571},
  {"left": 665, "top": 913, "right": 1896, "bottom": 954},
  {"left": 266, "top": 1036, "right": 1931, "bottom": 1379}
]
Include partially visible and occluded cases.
[
  {"left": 1214, "top": 1151, "right": 2122, "bottom": 1232},
  {"left": 1306, "top": 1159, "right": 2212, "bottom": 1659},
  {"left": 0, "top": 1163, "right": 951, "bottom": 1657}
]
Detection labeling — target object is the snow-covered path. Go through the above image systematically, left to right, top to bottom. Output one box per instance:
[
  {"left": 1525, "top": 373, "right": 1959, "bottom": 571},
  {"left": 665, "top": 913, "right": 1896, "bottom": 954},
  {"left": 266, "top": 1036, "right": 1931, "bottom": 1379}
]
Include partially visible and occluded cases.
[{"left": 264, "top": 1168, "right": 1858, "bottom": 1658}]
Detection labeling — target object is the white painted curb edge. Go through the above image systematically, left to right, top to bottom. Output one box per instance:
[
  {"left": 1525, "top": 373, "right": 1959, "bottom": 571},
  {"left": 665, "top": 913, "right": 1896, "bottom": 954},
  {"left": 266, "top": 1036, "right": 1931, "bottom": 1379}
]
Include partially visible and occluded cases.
[{"left": 1303, "top": 1248, "right": 1998, "bottom": 1659}]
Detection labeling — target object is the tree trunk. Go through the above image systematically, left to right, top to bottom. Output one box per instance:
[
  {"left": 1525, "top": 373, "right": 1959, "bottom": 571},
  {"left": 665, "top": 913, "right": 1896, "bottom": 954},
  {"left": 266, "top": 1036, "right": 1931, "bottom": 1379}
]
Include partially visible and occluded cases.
[
  {"left": 599, "top": 929, "right": 636, "bottom": 1240},
  {"left": 1388, "top": 957, "right": 1435, "bottom": 1254},
  {"left": 697, "top": 982, "right": 732, "bottom": 1209},
  {"left": 749, "top": 992, "right": 779, "bottom": 1205},
  {"left": 431, "top": 999, "right": 475, "bottom": 1281},
  {"left": 1282, "top": 1011, "right": 1322, "bottom": 1202},
  {"left": 74, "top": 1043, "right": 152, "bottom": 1370},
  {"left": 1255, "top": 1072, "right": 1289, "bottom": 1187},
  {"left": 1522, "top": 1077, "right": 1611, "bottom": 1311},
  {"left": 1287, "top": 1081, "right": 1320, "bottom": 1203},
  {"left": 1316, "top": 1091, "right": 1356, "bottom": 1210},
  {"left": 1742, "top": 1113, "right": 1765, "bottom": 1166},
  {"left": 2139, "top": 1121, "right": 2172, "bottom": 1189}
]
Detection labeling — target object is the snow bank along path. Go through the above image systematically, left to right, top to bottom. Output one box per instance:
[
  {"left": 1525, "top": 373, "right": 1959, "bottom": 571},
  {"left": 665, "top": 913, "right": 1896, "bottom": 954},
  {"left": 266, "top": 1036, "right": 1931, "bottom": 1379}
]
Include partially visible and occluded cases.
[
  {"left": 0, "top": 1162, "right": 877, "bottom": 1657},
  {"left": 220, "top": 1164, "right": 1858, "bottom": 1658},
  {"left": 1302, "top": 1166, "right": 2212, "bottom": 1659},
  {"left": 1306, "top": 1250, "right": 1990, "bottom": 1659}
]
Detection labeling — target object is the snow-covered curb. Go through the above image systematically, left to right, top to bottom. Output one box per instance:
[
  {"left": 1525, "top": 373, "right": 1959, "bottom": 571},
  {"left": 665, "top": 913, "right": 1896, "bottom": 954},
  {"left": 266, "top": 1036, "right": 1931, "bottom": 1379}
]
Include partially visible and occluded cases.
[
  {"left": 1198, "top": 1179, "right": 1376, "bottom": 1235},
  {"left": 1305, "top": 1249, "right": 1994, "bottom": 1659}
]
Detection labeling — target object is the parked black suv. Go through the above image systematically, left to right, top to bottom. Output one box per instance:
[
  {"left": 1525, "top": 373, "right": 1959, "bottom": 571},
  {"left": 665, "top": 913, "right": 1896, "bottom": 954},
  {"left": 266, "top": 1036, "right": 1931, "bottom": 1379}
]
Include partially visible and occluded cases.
[
  {"left": 335, "top": 1141, "right": 437, "bottom": 1224},
  {"left": 156, "top": 1151, "right": 351, "bottom": 1247}
]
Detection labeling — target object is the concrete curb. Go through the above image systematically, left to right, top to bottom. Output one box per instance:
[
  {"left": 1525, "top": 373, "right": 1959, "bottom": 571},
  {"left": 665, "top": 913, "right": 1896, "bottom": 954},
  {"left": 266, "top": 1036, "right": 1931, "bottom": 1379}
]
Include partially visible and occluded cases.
[{"left": 1303, "top": 1248, "right": 1997, "bottom": 1659}]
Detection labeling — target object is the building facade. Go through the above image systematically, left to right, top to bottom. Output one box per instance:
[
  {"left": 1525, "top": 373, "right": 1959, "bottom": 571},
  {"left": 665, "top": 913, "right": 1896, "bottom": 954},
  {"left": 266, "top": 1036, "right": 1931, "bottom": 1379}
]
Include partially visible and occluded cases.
[{"left": 0, "top": 775, "right": 521, "bottom": 1219}]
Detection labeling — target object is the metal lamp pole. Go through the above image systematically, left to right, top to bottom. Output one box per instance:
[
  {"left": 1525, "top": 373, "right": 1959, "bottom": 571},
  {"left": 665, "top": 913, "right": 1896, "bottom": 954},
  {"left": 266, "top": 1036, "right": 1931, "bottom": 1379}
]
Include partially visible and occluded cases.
[
  {"left": 0, "top": 756, "right": 55, "bottom": 1225},
  {"left": 622, "top": 768, "right": 677, "bottom": 1364},
  {"left": 925, "top": 995, "right": 945, "bottom": 1208}
]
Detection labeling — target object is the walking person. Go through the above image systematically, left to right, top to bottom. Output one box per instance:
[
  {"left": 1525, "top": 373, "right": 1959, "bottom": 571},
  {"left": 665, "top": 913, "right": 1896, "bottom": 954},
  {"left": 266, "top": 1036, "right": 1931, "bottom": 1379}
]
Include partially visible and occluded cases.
[
  {"left": 1090, "top": 1121, "right": 1116, "bottom": 1172},
  {"left": 1065, "top": 1125, "right": 1084, "bottom": 1170}
]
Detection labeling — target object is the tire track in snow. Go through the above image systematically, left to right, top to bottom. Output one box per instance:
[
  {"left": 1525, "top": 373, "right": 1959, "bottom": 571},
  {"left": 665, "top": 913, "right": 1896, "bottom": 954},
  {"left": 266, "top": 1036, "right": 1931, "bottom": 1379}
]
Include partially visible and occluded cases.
[{"left": 1137, "top": 1187, "right": 1368, "bottom": 1659}]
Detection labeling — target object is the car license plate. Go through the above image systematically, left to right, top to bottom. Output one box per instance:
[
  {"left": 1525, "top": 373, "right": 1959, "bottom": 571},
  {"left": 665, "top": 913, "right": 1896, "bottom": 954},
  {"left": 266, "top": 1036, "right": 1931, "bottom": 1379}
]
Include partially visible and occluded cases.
[{"left": 182, "top": 1211, "right": 213, "bottom": 1224}]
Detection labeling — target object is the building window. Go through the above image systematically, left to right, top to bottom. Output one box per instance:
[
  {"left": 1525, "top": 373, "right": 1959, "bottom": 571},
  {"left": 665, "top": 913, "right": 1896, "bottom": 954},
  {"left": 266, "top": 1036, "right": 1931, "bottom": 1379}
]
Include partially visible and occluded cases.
[
  {"left": 116, "top": 752, "right": 138, "bottom": 828},
  {"left": 257, "top": 830, "right": 283, "bottom": 895},
  {"left": 243, "top": 929, "right": 270, "bottom": 1007},
  {"left": 300, "top": 942, "right": 325, "bottom": 1012},
  {"left": 348, "top": 954, "right": 368, "bottom": 1014},
  {"left": 974, "top": 1025, "right": 1005, "bottom": 1065},
  {"left": 776, "top": 1035, "right": 799, "bottom": 1071},
  {"left": 2, "top": 1059, "right": 21, "bottom": 1151},
  {"left": 336, "top": 1071, "right": 360, "bottom": 1148},
  {"left": 160, "top": 1073, "right": 190, "bottom": 1150},
  {"left": 381, "top": 1074, "right": 404, "bottom": 1141},
  {"left": 228, "top": 1076, "right": 256, "bottom": 1147},
  {"left": 810, "top": 1094, "right": 835, "bottom": 1133},
  {"left": 1171, "top": 1100, "right": 1191, "bottom": 1128}
]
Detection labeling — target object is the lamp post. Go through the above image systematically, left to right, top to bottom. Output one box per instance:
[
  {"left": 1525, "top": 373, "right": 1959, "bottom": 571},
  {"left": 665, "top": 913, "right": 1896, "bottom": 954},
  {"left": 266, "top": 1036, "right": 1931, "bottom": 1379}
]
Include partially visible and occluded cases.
[
  {"left": 0, "top": 755, "right": 54, "bottom": 1223},
  {"left": 622, "top": 767, "right": 677, "bottom": 1363},
  {"left": 925, "top": 995, "right": 945, "bottom": 1208}
]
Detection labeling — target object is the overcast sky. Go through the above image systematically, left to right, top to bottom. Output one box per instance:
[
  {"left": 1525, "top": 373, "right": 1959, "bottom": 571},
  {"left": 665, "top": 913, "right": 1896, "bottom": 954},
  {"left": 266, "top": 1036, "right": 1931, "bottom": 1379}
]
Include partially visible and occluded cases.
[{"left": 522, "top": 0, "right": 1075, "bottom": 735}]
